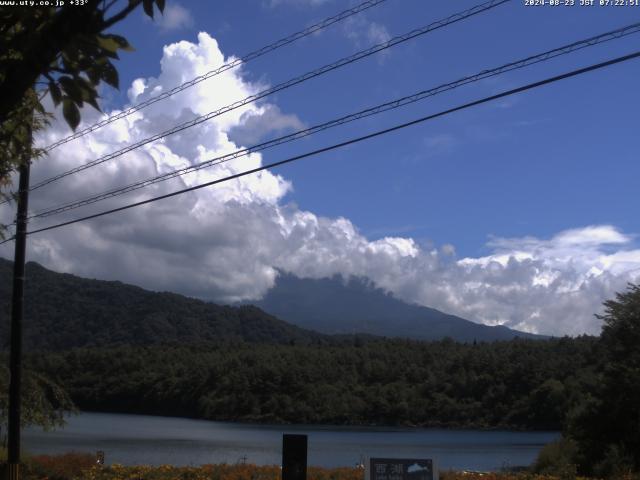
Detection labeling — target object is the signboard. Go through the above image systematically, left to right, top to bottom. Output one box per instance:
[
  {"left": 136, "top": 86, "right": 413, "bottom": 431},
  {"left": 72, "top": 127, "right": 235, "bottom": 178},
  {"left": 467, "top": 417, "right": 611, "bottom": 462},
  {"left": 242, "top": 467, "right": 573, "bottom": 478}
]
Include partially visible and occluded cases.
[{"left": 366, "top": 458, "right": 437, "bottom": 480}]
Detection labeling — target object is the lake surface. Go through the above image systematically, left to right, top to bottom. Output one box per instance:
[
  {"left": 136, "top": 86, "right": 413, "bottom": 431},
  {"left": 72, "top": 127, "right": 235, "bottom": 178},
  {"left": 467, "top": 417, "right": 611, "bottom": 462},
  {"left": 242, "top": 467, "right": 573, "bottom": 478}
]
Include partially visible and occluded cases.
[{"left": 24, "top": 412, "right": 559, "bottom": 471}]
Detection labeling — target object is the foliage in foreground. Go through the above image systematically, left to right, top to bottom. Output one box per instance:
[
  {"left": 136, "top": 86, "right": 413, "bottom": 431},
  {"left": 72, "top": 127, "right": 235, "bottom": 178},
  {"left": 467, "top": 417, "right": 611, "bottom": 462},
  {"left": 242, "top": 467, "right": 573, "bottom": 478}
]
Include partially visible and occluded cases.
[
  {"left": 0, "top": 0, "right": 165, "bottom": 238},
  {"left": 529, "top": 284, "right": 640, "bottom": 478},
  {"left": 567, "top": 284, "right": 640, "bottom": 476},
  {"left": 0, "top": 365, "right": 76, "bottom": 434},
  {"left": 532, "top": 438, "right": 579, "bottom": 478},
  {"left": 26, "top": 452, "right": 96, "bottom": 480},
  {"left": 14, "top": 454, "right": 639, "bottom": 480},
  {"left": 18, "top": 458, "right": 366, "bottom": 480}
]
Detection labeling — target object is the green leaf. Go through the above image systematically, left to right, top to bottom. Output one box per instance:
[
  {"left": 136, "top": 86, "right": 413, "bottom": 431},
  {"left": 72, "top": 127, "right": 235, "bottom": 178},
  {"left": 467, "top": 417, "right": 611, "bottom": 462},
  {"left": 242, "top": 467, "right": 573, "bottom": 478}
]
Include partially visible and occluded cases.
[
  {"left": 142, "top": 0, "right": 154, "bottom": 19},
  {"left": 155, "top": 0, "right": 166, "bottom": 12},
  {"left": 98, "top": 34, "right": 134, "bottom": 53},
  {"left": 111, "top": 34, "right": 135, "bottom": 52},
  {"left": 96, "top": 35, "right": 121, "bottom": 53},
  {"left": 99, "top": 48, "right": 120, "bottom": 60},
  {"left": 100, "top": 62, "right": 119, "bottom": 89},
  {"left": 86, "top": 66, "right": 101, "bottom": 86},
  {"left": 58, "top": 76, "right": 83, "bottom": 106},
  {"left": 76, "top": 77, "right": 102, "bottom": 112},
  {"left": 49, "top": 82, "right": 62, "bottom": 106},
  {"left": 84, "top": 96, "right": 101, "bottom": 112},
  {"left": 62, "top": 98, "right": 81, "bottom": 131}
]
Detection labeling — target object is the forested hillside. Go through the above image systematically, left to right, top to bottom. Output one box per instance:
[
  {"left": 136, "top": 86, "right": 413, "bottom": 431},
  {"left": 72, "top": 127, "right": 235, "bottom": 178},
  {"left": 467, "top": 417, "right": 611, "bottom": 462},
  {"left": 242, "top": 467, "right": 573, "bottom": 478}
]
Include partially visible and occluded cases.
[
  {"left": 0, "top": 258, "right": 606, "bottom": 432},
  {"left": 0, "top": 259, "right": 324, "bottom": 349},
  {"left": 27, "top": 336, "right": 600, "bottom": 430}
]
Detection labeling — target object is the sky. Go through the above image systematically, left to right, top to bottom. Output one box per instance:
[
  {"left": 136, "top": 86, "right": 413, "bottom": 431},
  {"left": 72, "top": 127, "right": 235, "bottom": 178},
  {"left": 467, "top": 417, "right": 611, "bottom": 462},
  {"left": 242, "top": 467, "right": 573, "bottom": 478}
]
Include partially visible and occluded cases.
[{"left": 1, "top": 0, "right": 640, "bottom": 336}]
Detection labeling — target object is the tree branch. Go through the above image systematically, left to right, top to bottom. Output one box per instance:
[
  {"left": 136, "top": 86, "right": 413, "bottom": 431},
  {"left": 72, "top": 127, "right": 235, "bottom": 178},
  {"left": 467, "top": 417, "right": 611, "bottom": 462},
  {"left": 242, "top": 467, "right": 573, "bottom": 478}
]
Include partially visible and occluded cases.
[
  {"left": 102, "top": 0, "right": 143, "bottom": 29},
  {"left": 103, "top": 0, "right": 121, "bottom": 14},
  {"left": 0, "top": 7, "right": 99, "bottom": 122}
]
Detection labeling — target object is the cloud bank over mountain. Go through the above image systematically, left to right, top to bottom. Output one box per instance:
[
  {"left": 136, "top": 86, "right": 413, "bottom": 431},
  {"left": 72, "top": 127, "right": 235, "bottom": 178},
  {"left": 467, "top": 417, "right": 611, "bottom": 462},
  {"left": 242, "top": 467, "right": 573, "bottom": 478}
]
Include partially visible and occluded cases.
[{"left": 1, "top": 33, "right": 638, "bottom": 336}]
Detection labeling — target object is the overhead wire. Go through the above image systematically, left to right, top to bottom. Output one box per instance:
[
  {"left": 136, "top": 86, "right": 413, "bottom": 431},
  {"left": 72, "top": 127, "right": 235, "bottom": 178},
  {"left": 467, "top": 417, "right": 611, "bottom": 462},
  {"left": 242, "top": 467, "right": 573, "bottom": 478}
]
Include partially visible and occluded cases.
[
  {"left": 26, "top": 0, "right": 511, "bottom": 193},
  {"left": 42, "top": 0, "right": 390, "bottom": 152},
  {"left": 26, "top": 21, "right": 640, "bottom": 220},
  {"left": 0, "top": 49, "right": 635, "bottom": 245}
]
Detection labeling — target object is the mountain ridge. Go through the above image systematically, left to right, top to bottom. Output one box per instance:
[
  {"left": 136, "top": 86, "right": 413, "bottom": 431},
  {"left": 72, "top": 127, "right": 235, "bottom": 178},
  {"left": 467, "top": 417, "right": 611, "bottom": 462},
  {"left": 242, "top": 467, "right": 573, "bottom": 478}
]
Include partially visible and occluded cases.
[
  {"left": 0, "top": 258, "right": 542, "bottom": 350},
  {"left": 254, "top": 272, "right": 544, "bottom": 341}
]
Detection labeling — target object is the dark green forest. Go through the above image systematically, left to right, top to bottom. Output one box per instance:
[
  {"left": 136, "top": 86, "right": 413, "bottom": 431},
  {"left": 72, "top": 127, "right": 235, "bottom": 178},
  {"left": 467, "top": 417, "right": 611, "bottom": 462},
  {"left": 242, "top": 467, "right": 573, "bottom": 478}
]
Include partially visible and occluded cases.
[
  {"left": 0, "top": 259, "right": 326, "bottom": 350},
  {"left": 26, "top": 336, "right": 600, "bottom": 430}
]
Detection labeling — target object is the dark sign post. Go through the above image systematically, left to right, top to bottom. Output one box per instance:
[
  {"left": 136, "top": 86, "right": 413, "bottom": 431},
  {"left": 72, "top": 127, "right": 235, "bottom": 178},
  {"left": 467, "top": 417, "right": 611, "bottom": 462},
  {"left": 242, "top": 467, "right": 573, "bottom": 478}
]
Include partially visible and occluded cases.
[
  {"left": 282, "top": 434, "right": 307, "bottom": 480},
  {"left": 368, "top": 458, "right": 437, "bottom": 480}
]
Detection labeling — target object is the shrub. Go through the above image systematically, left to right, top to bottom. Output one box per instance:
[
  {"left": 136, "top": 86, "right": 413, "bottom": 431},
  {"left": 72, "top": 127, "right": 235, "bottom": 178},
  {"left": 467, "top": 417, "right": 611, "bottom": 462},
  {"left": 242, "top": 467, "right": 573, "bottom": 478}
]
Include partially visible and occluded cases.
[
  {"left": 533, "top": 437, "right": 578, "bottom": 479},
  {"left": 592, "top": 445, "right": 636, "bottom": 480},
  {"left": 27, "top": 451, "right": 96, "bottom": 480}
]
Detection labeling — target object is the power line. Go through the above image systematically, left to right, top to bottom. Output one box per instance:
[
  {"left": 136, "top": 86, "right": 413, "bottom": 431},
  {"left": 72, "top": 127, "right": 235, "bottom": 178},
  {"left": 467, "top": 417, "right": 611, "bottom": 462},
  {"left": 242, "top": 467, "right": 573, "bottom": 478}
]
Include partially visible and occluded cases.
[
  {"left": 27, "top": 0, "right": 510, "bottom": 192},
  {"left": 42, "top": 0, "right": 390, "bottom": 153},
  {"left": 27, "top": 21, "right": 640, "bottom": 220},
  {"left": 2, "top": 49, "right": 635, "bottom": 243},
  {"left": 0, "top": 224, "right": 16, "bottom": 243}
]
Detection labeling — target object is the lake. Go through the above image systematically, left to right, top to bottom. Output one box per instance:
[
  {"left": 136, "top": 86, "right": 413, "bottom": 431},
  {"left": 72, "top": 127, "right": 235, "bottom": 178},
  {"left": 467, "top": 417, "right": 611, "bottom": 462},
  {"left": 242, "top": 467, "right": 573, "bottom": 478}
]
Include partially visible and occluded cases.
[{"left": 24, "top": 412, "right": 559, "bottom": 471}]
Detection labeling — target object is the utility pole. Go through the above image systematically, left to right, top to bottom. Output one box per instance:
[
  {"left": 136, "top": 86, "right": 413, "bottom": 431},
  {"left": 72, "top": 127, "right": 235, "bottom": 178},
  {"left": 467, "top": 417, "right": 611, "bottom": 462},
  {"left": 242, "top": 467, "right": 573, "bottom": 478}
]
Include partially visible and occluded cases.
[{"left": 6, "top": 137, "right": 31, "bottom": 480}]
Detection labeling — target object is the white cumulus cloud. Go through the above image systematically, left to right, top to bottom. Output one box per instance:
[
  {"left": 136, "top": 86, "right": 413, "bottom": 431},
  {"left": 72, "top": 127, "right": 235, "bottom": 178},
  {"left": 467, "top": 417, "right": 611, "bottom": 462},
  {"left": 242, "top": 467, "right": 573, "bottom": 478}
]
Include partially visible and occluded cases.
[
  {"left": 156, "top": 3, "right": 194, "bottom": 32},
  {"left": 343, "top": 16, "right": 390, "bottom": 48},
  {"left": 1, "top": 33, "right": 638, "bottom": 337},
  {"left": 228, "top": 105, "right": 306, "bottom": 147}
]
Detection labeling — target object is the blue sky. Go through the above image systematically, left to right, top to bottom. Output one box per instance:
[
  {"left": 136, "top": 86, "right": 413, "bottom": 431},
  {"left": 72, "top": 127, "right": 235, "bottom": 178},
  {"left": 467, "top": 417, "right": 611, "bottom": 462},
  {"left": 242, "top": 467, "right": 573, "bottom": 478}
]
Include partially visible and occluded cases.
[
  {"left": 2, "top": 0, "right": 640, "bottom": 335},
  {"left": 109, "top": 0, "right": 640, "bottom": 257}
]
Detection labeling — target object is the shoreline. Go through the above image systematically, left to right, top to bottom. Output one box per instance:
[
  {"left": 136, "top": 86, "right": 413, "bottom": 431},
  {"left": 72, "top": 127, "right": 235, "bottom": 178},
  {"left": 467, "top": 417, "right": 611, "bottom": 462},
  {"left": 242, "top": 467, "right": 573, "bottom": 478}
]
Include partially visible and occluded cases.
[{"left": 67, "top": 409, "right": 561, "bottom": 434}]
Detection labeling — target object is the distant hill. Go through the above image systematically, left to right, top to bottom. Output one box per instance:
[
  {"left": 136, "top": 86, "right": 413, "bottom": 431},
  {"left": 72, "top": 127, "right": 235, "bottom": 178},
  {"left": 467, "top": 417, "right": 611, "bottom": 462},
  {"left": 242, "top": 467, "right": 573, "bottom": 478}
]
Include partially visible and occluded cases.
[
  {"left": 0, "top": 258, "right": 324, "bottom": 350},
  {"left": 0, "top": 258, "right": 541, "bottom": 351},
  {"left": 254, "top": 273, "right": 544, "bottom": 342}
]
